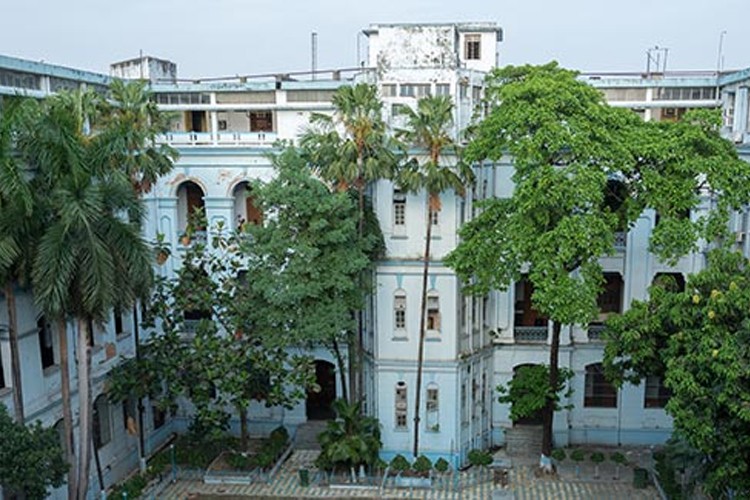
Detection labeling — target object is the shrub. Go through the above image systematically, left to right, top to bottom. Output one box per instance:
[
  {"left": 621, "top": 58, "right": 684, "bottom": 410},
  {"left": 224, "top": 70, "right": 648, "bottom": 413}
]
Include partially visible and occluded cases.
[
  {"left": 269, "top": 425, "right": 289, "bottom": 445},
  {"left": 551, "top": 448, "right": 566, "bottom": 461},
  {"left": 468, "top": 449, "right": 493, "bottom": 467},
  {"left": 570, "top": 449, "right": 586, "bottom": 462},
  {"left": 590, "top": 451, "right": 605, "bottom": 463},
  {"left": 610, "top": 451, "right": 628, "bottom": 465},
  {"left": 226, "top": 452, "right": 252, "bottom": 470},
  {"left": 390, "top": 454, "right": 411, "bottom": 473},
  {"left": 412, "top": 455, "right": 432, "bottom": 474},
  {"left": 434, "top": 457, "right": 450, "bottom": 473},
  {"left": 110, "top": 473, "right": 148, "bottom": 499}
]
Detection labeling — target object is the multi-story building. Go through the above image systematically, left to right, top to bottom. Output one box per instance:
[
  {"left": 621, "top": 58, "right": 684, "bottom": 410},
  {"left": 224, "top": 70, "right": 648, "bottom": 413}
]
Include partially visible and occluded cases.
[{"left": 1, "top": 21, "right": 750, "bottom": 497}]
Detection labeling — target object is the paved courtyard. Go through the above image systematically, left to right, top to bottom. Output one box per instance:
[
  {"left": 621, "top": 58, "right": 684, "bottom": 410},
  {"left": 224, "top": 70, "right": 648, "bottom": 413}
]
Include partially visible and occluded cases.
[{"left": 152, "top": 450, "right": 660, "bottom": 499}]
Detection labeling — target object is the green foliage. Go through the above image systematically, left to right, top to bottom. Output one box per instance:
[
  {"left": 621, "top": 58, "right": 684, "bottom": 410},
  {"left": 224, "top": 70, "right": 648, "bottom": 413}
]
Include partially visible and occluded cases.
[
  {"left": 604, "top": 249, "right": 750, "bottom": 496},
  {"left": 497, "top": 365, "right": 574, "bottom": 422},
  {"left": 317, "top": 399, "right": 382, "bottom": 471},
  {"left": 0, "top": 404, "right": 68, "bottom": 499},
  {"left": 467, "top": 449, "right": 493, "bottom": 467},
  {"left": 551, "top": 449, "right": 566, "bottom": 461},
  {"left": 570, "top": 449, "right": 586, "bottom": 462},
  {"left": 590, "top": 451, "right": 605, "bottom": 464},
  {"left": 610, "top": 452, "right": 627, "bottom": 465},
  {"left": 390, "top": 454, "right": 411, "bottom": 473},
  {"left": 412, "top": 455, "right": 433, "bottom": 473},
  {"left": 434, "top": 457, "right": 450, "bottom": 473},
  {"left": 109, "top": 473, "right": 148, "bottom": 499}
]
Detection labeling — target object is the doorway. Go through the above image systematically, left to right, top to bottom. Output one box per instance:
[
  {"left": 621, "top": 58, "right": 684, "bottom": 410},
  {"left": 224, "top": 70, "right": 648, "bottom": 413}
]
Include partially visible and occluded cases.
[{"left": 306, "top": 360, "right": 336, "bottom": 420}]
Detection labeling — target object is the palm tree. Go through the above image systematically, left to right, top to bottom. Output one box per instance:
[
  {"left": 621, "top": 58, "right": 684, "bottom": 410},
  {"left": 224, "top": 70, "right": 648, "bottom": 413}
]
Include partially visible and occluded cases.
[
  {"left": 300, "top": 83, "right": 396, "bottom": 403},
  {"left": 27, "top": 89, "right": 153, "bottom": 500},
  {"left": 396, "top": 95, "right": 474, "bottom": 457},
  {"left": 0, "top": 96, "right": 36, "bottom": 424}
]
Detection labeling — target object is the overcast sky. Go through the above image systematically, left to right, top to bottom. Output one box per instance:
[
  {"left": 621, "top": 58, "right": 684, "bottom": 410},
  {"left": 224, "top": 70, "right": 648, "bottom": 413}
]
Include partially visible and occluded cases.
[{"left": 2, "top": 0, "right": 747, "bottom": 79}]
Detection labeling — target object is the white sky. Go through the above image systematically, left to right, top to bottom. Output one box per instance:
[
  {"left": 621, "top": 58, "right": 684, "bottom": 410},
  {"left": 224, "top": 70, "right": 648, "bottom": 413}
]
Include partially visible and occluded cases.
[{"left": 1, "top": 0, "right": 747, "bottom": 78}]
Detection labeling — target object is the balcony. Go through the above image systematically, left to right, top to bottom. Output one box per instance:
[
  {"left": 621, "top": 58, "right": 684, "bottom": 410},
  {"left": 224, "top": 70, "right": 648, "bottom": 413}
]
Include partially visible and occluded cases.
[
  {"left": 158, "top": 131, "right": 278, "bottom": 147},
  {"left": 588, "top": 324, "right": 606, "bottom": 341},
  {"left": 513, "top": 326, "right": 548, "bottom": 343}
]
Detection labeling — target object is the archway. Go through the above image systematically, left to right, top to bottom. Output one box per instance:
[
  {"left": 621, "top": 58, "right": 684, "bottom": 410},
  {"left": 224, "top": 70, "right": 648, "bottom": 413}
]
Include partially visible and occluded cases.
[
  {"left": 306, "top": 360, "right": 336, "bottom": 420},
  {"left": 511, "top": 364, "right": 545, "bottom": 426}
]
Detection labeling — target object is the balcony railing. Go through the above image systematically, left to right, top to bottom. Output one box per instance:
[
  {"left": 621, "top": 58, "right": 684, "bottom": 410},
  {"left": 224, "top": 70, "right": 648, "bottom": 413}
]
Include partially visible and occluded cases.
[
  {"left": 158, "top": 131, "right": 278, "bottom": 147},
  {"left": 588, "top": 324, "right": 606, "bottom": 341},
  {"left": 513, "top": 326, "right": 548, "bottom": 343}
]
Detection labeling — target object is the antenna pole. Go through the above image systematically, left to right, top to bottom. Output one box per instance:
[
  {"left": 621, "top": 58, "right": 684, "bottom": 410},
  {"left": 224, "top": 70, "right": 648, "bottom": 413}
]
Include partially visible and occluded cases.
[{"left": 311, "top": 32, "right": 318, "bottom": 81}]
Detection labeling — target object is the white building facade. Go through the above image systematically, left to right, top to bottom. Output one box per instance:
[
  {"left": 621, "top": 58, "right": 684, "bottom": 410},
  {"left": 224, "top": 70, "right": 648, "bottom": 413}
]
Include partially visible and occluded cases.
[{"left": 2, "top": 21, "right": 750, "bottom": 496}]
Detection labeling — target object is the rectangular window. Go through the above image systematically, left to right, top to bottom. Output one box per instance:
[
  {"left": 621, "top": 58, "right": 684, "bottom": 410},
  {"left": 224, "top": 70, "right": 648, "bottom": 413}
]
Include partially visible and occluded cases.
[
  {"left": 465, "top": 34, "right": 481, "bottom": 60},
  {"left": 381, "top": 84, "right": 397, "bottom": 97},
  {"left": 400, "top": 84, "right": 430, "bottom": 98},
  {"left": 435, "top": 84, "right": 450, "bottom": 96},
  {"left": 472, "top": 86, "right": 482, "bottom": 101},
  {"left": 249, "top": 111, "right": 273, "bottom": 132},
  {"left": 393, "top": 189, "right": 406, "bottom": 226},
  {"left": 430, "top": 208, "right": 439, "bottom": 225},
  {"left": 394, "top": 295, "right": 406, "bottom": 329},
  {"left": 427, "top": 296, "right": 440, "bottom": 331},
  {"left": 114, "top": 310, "right": 124, "bottom": 336},
  {"left": 38, "top": 317, "right": 55, "bottom": 370},
  {"left": 87, "top": 319, "right": 95, "bottom": 347},
  {"left": 0, "top": 349, "right": 5, "bottom": 389},
  {"left": 584, "top": 364, "right": 618, "bottom": 408},
  {"left": 644, "top": 375, "right": 671, "bottom": 408},
  {"left": 395, "top": 382, "right": 408, "bottom": 429},
  {"left": 461, "top": 382, "right": 468, "bottom": 423},
  {"left": 426, "top": 387, "right": 439, "bottom": 431},
  {"left": 93, "top": 397, "right": 112, "bottom": 448},
  {"left": 122, "top": 398, "right": 137, "bottom": 432},
  {"left": 153, "top": 405, "right": 166, "bottom": 430}
]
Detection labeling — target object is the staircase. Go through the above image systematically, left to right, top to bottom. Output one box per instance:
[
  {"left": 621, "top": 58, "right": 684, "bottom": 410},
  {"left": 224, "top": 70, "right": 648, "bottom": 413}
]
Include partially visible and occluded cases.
[
  {"left": 294, "top": 420, "right": 328, "bottom": 450},
  {"left": 504, "top": 425, "right": 543, "bottom": 458}
]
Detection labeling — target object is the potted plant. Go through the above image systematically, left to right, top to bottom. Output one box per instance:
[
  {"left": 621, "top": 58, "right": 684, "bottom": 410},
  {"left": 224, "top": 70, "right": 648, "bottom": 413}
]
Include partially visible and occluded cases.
[
  {"left": 570, "top": 449, "right": 585, "bottom": 478},
  {"left": 590, "top": 451, "right": 605, "bottom": 479},
  {"left": 610, "top": 451, "right": 628, "bottom": 480},
  {"left": 412, "top": 455, "right": 432, "bottom": 478}
]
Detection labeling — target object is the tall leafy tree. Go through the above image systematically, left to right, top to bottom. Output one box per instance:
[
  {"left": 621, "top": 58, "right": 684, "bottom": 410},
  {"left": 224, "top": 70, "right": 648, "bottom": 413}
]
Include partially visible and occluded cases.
[
  {"left": 446, "top": 63, "right": 750, "bottom": 471},
  {"left": 300, "top": 83, "right": 395, "bottom": 402},
  {"left": 395, "top": 95, "right": 474, "bottom": 457},
  {"left": 0, "top": 96, "right": 36, "bottom": 424},
  {"left": 604, "top": 248, "right": 750, "bottom": 497}
]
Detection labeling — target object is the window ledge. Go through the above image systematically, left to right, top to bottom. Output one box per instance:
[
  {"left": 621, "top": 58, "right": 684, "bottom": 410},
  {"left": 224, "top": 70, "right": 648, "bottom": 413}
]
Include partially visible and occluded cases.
[
  {"left": 390, "top": 234, "right": 408, "bottom": 240},
  {"left": 116, "top": 332, "right": 132, "bottom": 342},
  {"left": 392, "top": 335, "right": 409, "bottom": 342},
  {"left": 425, "top": 336, "right": 442, "bottom": 342},
  {"left": 43, "top": 365, "right": 60, "bottom": 377},
  {"left": 393, "top": 428, "right": 410, "bottom": 432}
]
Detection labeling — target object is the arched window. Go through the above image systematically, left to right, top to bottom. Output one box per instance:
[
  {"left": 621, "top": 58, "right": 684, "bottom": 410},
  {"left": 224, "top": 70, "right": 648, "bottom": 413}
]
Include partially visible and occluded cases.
[
  {"left": 177, "top": 181, "right": 205, "bottom": 233},
  {"left": 233, "top": 181, "right": 262, "bottom": 229},
  {"left": 652, "top": 272, "right": 685, "bottom": 293},
  {"left": 394, "top": 290, "right": 407, "bottom": 330},
  {"left": 426, "top": 290, "right": 440, "bottom": 332},
  {"left": 37, "top": 315, "right": 55, "bottom": 370},
  {"left": 584, "top": 363, "right": 617, "bottom": 408},
  {"left": 395, "top": 381, "right": 408, "bottom": 429},
  {"left": 426, "top": 383, "right": 439, "bottom": 431},
  {"left": 93, "top": 395, "right": 112, "bottom": 448}
]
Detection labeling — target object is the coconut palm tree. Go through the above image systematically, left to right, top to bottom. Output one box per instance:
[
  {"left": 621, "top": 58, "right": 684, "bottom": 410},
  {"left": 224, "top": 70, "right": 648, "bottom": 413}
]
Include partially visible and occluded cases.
[
  {"left": 300, "top": 83, "right": 396, "bottom": 403},
  {"left": 26, "top": 89, "right": 154, "bottom": 500},
  {"left": 395, "top": 95, "right": 474, "bottom": 457},
  {"left": 0, "top": 96, "right": 37, "bottom": 424}
]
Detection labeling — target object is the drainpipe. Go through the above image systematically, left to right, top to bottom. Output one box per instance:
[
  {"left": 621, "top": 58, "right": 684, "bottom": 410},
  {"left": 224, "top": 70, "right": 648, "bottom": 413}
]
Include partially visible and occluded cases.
[{"left": 133, "top": 303, "right": 147, "bottom": 472}]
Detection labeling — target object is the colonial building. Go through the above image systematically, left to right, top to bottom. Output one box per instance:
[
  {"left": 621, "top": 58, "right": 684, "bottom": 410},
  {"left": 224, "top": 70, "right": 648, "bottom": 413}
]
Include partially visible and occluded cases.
[{"left": 1, "top": 21, "right": 750, "bottom": 497}]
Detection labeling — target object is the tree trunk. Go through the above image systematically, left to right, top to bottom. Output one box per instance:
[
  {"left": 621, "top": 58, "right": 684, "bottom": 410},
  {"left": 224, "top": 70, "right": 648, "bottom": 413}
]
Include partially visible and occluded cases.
[
  {"left": 350, "top": 154, "right": 365, "bottom": 406},
  {"left": 413, "top": 194, "right": 434, "bottom": 458},
  {"left": 5, "top": 281, "right": 24, "bottom": 423},
  {"left": 133, "top": 304, "right": 146, "bottom": 473},
  {"left": 76, "top": 317, "right": 92, "bottom": 500},
  {"left": 58, "top": 318, "right": 77, "bottom": 499},
  {"left": 540, "top": 320, "right": 561, "bottom": 473},
  {"left": 331, "top": 337, "right": 349, "bottom": 404},
  {"left": 238, "top": 404, "right": 248, "bottom": 449}
]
